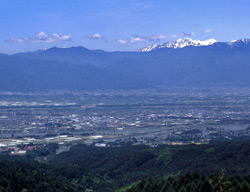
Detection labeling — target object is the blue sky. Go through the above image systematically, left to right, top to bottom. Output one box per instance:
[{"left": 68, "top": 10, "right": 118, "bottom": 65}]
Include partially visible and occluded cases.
[{"left": 1, "top": 0, "right": 250, "bottom": 54}]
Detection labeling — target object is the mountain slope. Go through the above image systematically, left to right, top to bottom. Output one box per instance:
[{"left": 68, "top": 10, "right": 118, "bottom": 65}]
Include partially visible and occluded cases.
[
  {"left": 3, "top": 38, "right": 250, "bottom": 91},
  {"left": 110, "top": 41, "right": 250, "bottom": 86},
  {"left": 0, "top": 55, "right": 150, "bottom": 91}
]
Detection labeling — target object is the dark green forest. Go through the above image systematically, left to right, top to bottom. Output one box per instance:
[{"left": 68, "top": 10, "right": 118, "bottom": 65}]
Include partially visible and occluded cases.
[
  {"left": 2, "top": 140, "right": 250, "bottom": 191},
  {"left": 124, "top": 172, "right": 250, "bottom": 192}
]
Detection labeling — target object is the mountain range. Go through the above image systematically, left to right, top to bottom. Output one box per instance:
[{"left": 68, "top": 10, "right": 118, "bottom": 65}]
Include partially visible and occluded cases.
[
  {"left": 1, "top": 38, "right": 250, "bottom": 91},
  {"left": 139, "top": 38, "right": 218, "bottom": 51},
  {"left": 140, "top": 38, "right": 250, "bottom": 51}
]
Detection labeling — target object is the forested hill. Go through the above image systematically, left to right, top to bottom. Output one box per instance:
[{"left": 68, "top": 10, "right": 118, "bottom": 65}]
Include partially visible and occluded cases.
[
  {"left": 1, "top": 140, "right": 250, "bottom": 191},
  {"left": 50, "top": 140, "right": 250, "bottom": 182},
  {"left": 0, "top": 162, "right": 75, "bottom": 192},
  {"left": 123, "top": 173, "right": 250, "bottom": 192}
]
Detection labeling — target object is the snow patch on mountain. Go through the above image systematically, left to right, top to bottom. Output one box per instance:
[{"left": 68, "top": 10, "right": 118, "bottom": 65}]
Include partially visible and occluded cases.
[{"left": 140, "top": 38, "right": 217, "bottom": 52}]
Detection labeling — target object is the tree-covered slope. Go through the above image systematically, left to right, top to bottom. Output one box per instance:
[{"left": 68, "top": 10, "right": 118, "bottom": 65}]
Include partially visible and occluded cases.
[
  {"left": 2, "top": 140, "right": 250, "bottom": 191},
  {"left": 50, "top": 140, "right": 250, "bottom": 189},
  {"left": 0, "top": 162, "right": 75, "bottom": 192},
  {"left": 123, "top": 172, "right": 250, "bottom": 192}
]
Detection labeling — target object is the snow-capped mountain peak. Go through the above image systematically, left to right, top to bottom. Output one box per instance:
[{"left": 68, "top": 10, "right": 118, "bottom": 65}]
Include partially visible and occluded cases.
[
  {"left": 139, "top": 38, "right": 217, "bottom": 52},
  {"left": 232, "top": 38, "right": 250, "bottom": 44},
  {"left": 226, "top": 39, "right": 250, "bottom": 47}
]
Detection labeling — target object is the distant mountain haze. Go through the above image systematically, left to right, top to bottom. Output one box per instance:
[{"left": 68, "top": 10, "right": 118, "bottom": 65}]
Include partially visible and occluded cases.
[
  {"left": 1, "top": 38, "right": 250, "bottom": 91},
  {"left": 0, "top": 55, "right": 150, "bottom": 91}
]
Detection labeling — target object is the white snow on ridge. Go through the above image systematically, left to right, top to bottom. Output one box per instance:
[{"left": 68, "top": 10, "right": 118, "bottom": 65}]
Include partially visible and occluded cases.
[
  {"left": 140, "top": 38, "right": 217, "bottom": 52},
  {"left": 228, "top": 39, "right": 250, "bottom": 46}
]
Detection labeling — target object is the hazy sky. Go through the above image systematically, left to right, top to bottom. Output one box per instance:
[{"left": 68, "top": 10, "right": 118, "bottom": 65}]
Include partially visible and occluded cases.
[{"left": 1, "top": 0, "right": 250, "bottom": 54}]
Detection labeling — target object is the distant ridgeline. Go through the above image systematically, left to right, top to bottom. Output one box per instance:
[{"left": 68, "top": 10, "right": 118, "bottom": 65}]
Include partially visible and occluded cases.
[
  {"left": 1, "top": 38, "right": 250, "bottom": 91},
  {"left": 1, "top": 140, "right": 250, "bottom": 191}
]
